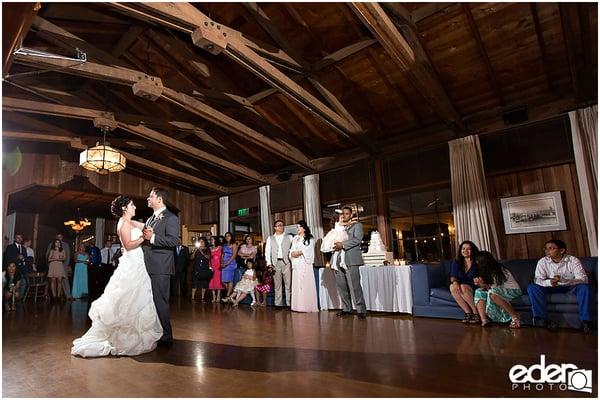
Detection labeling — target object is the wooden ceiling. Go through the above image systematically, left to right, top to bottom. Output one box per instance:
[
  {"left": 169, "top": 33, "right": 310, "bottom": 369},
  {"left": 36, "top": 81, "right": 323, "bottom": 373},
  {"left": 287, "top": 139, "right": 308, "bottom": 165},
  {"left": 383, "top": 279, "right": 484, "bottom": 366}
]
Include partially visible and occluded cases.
[{"left": 2, "top": 2, "right": 597, "bottom": 196}]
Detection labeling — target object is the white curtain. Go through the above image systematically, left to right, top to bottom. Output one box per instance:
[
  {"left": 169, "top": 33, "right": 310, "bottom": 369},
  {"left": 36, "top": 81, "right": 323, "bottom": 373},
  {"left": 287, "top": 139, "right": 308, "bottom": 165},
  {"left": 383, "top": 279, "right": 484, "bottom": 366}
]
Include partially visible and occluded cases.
[
  {"left": 569, "top": 105, "right": 598, "bottom": 255},
  {"left": 449, "top": 135, "right": 501, "bottom": 257},
  {"left": 303, "top": 174, "right": 325, "bottom": 266},
  {"left": 258, "top": 185, "right": 273, "bottom": 242},
  {"left": 219, "top": 196, "right": 229, "bottom": 235},
  {"left": 5, "top": 212, "right": 16, "bottom": 243},
  {"left": 95, "top": 217, "right": 105, "bottom": 247}
]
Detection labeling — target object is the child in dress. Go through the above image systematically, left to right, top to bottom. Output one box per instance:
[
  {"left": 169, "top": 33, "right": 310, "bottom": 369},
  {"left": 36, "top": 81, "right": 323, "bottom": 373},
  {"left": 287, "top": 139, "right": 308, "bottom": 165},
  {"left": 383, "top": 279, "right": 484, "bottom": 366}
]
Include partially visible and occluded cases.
[
  {"left": 321, "top": 213, "right": 357, "bottom": 271},
  {"left": 227, "top": 260, "right": 258, "bottom": 307},
  {"left": 255, "top": 260, "right": 274, "bottom": 307}
]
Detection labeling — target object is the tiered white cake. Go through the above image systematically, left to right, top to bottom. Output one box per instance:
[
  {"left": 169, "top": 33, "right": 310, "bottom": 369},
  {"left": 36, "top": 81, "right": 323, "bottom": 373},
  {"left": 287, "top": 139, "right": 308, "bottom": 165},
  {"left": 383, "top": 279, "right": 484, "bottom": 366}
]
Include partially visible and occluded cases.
[{"left": 363, "top": 231, "right": 393, "bottom": 266}]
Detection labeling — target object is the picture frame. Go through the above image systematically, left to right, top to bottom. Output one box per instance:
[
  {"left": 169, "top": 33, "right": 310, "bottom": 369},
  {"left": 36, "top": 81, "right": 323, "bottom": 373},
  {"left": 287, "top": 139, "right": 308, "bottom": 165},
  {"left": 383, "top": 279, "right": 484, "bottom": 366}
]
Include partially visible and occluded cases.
[{"left": 500, "top": 191, "right": 567, "bottom": 234}]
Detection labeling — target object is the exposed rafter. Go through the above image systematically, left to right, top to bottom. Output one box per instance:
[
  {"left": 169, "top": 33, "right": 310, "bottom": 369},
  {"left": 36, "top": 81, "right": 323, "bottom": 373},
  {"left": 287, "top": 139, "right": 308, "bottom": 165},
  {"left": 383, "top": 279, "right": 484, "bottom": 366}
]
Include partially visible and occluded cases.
[
  {"left": 2, "top": 2, "right": 40, "bottom": 75},
  {"left": 105, "top": 2, "right": 368, "bottom": 147},
  {"left": 349, "top": 2, "right": 465, "bottom": 132},
  {"left": 461, "top": 4, "right": 505, "bottom": 106},
  {"left": 12, "top": 53, "right": 314, "bottom": 169},
  {"left": 3, "top": 97, "right": 268, "bottom": 183},
  {"left": 2, "top": 130, "right": 229, "bottom": 194}
]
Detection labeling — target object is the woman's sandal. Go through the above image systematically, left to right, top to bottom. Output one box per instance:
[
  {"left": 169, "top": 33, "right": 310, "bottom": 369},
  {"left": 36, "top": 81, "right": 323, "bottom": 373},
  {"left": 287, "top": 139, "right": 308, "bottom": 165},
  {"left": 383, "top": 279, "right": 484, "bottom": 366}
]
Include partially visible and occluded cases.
[
  {"left": 462, "top": 313, "right": 473, "bottom": 324},
  {"left": 469, "top": 313, "right": 481, "bottom": 324},
  {"left": 509, "top": 317, "right": 521, "bottom": 329}
]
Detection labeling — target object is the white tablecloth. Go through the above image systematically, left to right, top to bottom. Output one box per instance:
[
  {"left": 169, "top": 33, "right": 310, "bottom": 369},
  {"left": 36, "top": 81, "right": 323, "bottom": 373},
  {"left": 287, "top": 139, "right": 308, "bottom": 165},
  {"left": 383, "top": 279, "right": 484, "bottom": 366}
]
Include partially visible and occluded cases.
[{"left": 318, "top": 265, "right": 413, "bottom": 314}]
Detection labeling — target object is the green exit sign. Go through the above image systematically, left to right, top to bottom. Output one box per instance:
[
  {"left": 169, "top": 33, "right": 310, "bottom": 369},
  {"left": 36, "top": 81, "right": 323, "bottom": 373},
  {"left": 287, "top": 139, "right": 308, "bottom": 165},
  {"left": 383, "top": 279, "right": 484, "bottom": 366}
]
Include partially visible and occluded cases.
[{"left": 236, "top": 208, "right": 250, "bottom": 217}]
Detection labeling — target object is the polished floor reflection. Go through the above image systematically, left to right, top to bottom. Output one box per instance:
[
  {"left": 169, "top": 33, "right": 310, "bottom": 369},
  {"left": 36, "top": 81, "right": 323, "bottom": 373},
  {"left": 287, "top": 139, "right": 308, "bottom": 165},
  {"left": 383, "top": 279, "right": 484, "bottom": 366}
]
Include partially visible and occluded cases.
[{"left": 3, "top": 299, "right": 597, "bottom": 397}]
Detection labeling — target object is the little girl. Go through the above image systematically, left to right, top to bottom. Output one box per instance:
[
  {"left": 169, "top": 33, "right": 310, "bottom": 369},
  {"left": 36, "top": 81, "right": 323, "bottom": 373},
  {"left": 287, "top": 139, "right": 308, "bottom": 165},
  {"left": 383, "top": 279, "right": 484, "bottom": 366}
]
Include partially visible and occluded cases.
[
  {"left": 321, "top": 213, "right": 354, "bottom": 271},
  {"left": 225, "top": 260, "right": 258, "bottom": 307},
  {"left": 255, "top": 260, "right": 274, "bottom": 307}
]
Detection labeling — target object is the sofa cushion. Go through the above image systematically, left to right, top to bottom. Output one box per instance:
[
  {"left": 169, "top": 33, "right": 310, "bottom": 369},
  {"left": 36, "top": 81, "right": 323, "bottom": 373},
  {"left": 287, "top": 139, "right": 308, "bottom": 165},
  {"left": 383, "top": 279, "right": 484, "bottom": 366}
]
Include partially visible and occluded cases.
[
  {"left": 430, "top": 287, "right": 454, "bottom": 302},
  {"left": 430, "top": 297, "right": 459, "bottom": 307}
]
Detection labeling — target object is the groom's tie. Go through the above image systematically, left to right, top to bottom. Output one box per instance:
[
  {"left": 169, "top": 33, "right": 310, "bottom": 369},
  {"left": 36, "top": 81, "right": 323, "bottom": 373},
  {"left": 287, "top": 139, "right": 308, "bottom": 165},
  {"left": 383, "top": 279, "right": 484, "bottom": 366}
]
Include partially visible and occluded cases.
[{"left": 147, "top": 214, "right": 156, "bottom": 228}]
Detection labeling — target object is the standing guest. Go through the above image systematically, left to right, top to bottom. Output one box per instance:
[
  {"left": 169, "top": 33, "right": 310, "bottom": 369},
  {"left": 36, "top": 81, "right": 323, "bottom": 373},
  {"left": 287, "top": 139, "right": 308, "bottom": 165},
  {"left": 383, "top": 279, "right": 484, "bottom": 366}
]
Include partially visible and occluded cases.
[
  {"left": 333, "top": 206, "right": 367, "bottom": 319},
  {"left": 265, "top": 220, "right": 292, "bottom": 308},
  {"left": 290, "top": 220, "right": 318, "bottom": 313},
  {"left": 220, "top": 232, "right": 238, "bottom": 301},
  {"left": 47, "top": 233, "right": 72, "bottom": 300},
  {"left": 3, "top": 234, "right": 26, "bottom": 270},
  {"left": 238, "top": 235, "right": 257, "bottom": 266},
  {"left": 208, "top": 236, "right": 224, "bottom": 303},
  {"left": 172, "top": 237, "right": 190, "bottom": 298},
  {"left": 191, "top": 237, "right": 212, "bottom": 302},
  {"left": 23, "top": 239, "right": 35, "bottom": 260},
  {"left": 47, "top": 239, "right": 66, "bottom": 300},
  {"left": 527, "top": 239, "right": 592, "bottom": 333},
  {"left": 87, "top": 241, "right": 102, "bottom": 301},
  {"left": 449, "top": 241, "right": 480, "bottom": 324},
  {"left": 71, "top": 243, "right": 89, "bottom": 299},
  {"left": 473, "top": 251, "right": 522, "bottom": 328},
  {"left": 255, "top": 260, "right": 274, "bottom": 307},
  {"left": 3, "top": 263, "right": 22, "bottom": 311}
]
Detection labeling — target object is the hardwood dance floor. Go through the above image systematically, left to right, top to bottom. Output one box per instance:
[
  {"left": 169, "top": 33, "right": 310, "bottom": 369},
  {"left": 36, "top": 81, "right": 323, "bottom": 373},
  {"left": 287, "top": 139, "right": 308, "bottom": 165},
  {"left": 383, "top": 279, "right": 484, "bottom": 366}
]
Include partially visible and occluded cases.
[{"left": 3, "top": 299, "right": 597, "bottom": 397}]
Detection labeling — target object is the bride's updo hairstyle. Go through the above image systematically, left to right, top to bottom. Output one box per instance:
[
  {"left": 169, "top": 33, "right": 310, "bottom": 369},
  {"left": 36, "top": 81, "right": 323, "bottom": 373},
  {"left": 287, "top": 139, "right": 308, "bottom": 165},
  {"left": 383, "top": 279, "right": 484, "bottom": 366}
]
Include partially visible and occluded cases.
[{"left": 111, "top": 195, "right": 132, "bottom": 218}]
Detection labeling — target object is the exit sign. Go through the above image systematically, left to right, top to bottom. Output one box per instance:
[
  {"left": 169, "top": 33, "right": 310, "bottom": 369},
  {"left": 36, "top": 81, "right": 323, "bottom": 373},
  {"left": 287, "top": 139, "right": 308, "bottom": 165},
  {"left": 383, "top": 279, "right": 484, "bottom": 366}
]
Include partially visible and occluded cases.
[{"left": 236, "top": 208, "right": 250, "bottom": 217}]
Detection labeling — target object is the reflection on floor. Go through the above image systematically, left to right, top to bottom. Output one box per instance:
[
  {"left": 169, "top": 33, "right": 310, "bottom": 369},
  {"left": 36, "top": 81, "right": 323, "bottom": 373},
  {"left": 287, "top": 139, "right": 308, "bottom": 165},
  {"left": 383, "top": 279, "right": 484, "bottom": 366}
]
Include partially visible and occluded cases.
[{"left": 2, "top": 298, "right": 597, "bottom": 397}]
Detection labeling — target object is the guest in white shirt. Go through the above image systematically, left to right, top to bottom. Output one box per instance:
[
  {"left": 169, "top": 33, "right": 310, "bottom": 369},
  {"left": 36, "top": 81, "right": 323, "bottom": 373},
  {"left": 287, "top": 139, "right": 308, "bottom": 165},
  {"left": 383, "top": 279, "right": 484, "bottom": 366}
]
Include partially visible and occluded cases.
[
  {"left": 264, "top": 220, "right": 292, "bottom": 307},
  {"left": 23, "top": 239, "right": 35, "bottom": 260},
  {"left": 527, "top": 239, "right": 591, "bottom": 333}
]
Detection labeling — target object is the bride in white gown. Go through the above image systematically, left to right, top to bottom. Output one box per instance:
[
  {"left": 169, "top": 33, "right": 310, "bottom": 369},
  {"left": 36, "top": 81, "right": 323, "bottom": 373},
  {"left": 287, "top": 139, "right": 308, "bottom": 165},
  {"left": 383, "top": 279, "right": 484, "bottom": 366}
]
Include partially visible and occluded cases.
[{"left": 71, "top": 195, "right": 163, "bottom": 357}]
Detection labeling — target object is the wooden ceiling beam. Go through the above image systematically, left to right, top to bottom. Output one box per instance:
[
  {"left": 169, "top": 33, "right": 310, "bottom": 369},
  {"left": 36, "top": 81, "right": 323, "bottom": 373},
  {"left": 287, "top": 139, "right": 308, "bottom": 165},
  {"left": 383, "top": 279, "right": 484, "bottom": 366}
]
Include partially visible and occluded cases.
[
  {"left": 2, "top": 2, "right": 40, "bottom": 76},
  {"left": 106, "top": 2, "right": 365, "bottom": 145},
  {"left": 107, "top": 2, "right": 303, "bottom": 72},
  {"left": 242, "top": 2, "right": 309, "bottom": 69},
  {"left": 349, "top": 2, "right": 464, "bottom": 132},
  {"left": 409, "top": 3, "right": 455, "bottom": 24},
  {"left": 559, "top": 3, "right": 595, "bottom": 102},
  {"left": 462, "top": 4, "right": 505, "bottom": 106},
  {"left": 529, "top": 4, "right": 554, "bottom": 94},
  {"left": 249, "top": 38, "right": 377, "bottom": 104},
  {"left": 12, "top": 53, "right": 314, "bottom": 169},
  {"left": 2, "top": 97, "right": 269, "bottom": 183},
  {"left": 3, "top": 129, "right": 228, "bottom": 193}
]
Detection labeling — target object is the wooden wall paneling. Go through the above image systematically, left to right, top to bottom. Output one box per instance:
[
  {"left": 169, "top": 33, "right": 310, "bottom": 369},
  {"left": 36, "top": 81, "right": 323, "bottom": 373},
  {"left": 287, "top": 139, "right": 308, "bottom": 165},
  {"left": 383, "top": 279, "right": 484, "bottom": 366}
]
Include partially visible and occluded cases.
[
  {"left": 569, "top": 163, "right": 588, "bottom": 256},
  {"left": 541, "top": 164, "right": 586, "bottom": 257},
  {"left": 516, "top": 168, "right": 551, "bottom": 258},
  {"left": 273, "top": 209, "right": 303, "bottom": 226}
]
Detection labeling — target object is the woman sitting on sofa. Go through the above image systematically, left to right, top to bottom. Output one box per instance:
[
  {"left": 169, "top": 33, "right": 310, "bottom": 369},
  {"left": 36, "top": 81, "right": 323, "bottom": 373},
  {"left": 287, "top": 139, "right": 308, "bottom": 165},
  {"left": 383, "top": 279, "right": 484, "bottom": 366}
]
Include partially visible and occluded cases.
[
  {"left": 449, "top": 240, "right": 480, "bottom": 324},
  {"left": 473, "top": 251, "right": 522, "bottom": 328}
]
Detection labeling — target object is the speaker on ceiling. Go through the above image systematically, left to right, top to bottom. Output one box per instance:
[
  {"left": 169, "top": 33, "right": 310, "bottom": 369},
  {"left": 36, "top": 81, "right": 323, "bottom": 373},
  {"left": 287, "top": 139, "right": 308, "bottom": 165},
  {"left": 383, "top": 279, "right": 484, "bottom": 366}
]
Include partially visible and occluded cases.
[{"left": 503, "top": 106, "right": 528, "bottom": 125}]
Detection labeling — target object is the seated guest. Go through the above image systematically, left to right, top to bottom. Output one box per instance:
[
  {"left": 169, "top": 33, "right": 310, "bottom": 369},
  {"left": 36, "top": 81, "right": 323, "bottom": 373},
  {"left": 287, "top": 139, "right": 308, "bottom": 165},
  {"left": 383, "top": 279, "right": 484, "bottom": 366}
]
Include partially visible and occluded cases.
[
  {"left": 238, "top": 234, "right": 257, "bottom": 267},
  {"left": 527, "top": 239, "right": 591, "bottom": 333},
  {"left": 449, "top": 240, "right": 480, "bottom": 324},
  {"left": 473, "top": 251, "right": 522, "bottom": 328},
  {"left": 227, "top": 259, "right": 257, "bottom": 307},
  {"left": 255, "top": 259, "right": 274, "bottom": 307},
  {"left": 3, "top": 262, "right": 22, "bottom": 311}
]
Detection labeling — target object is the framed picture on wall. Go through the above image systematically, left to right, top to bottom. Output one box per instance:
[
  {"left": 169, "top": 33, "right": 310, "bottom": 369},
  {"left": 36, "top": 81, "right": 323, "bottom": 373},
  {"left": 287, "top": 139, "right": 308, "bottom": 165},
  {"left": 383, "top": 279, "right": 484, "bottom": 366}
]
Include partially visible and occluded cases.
[{"left": 500, "top": 191, "right": 567, "bottom": 234}]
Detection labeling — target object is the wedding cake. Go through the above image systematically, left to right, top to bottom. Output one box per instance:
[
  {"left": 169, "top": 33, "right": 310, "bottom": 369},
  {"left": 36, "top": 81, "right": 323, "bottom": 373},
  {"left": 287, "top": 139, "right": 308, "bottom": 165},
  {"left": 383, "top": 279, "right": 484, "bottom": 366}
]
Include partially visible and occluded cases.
[{"left": 362, "top": 231, "right": 393, "bottom": 266}]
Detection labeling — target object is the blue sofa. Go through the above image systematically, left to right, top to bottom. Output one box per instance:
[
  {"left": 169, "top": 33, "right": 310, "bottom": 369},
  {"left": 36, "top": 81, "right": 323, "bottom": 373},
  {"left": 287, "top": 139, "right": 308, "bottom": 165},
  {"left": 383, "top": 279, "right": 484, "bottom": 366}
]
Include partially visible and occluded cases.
[{"left": 411, "top": 257, "right": 597, "bottom": 328}]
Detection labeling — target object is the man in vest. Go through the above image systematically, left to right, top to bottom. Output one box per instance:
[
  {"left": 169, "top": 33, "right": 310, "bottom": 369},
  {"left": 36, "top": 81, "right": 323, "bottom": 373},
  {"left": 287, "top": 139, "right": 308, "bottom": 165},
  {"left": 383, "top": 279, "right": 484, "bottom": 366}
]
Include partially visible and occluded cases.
[{"left": 265, "top": 220, "right": 292, "bottom": 307}]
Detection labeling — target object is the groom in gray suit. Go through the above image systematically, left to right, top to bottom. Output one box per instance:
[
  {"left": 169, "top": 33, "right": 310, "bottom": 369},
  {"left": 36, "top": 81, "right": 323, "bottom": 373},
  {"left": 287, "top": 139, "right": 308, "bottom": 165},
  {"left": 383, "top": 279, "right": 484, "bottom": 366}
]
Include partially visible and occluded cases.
[
  {"left": 142, "top": 187, "right": 180, "bottom": 344},
  {"left": 333, "top": 206, "right": 367, "bottom": 319}
]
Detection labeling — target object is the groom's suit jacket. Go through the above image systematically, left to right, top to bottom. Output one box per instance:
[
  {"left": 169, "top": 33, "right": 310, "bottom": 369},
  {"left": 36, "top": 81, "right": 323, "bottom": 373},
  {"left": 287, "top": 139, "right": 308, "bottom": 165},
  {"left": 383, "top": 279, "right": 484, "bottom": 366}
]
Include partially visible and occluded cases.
[
  {"left": 142, "top": 209, "right": 180, "bottom": 275},
  {"left": 342, "top": 222, "right": 364, "bottom": 267}
]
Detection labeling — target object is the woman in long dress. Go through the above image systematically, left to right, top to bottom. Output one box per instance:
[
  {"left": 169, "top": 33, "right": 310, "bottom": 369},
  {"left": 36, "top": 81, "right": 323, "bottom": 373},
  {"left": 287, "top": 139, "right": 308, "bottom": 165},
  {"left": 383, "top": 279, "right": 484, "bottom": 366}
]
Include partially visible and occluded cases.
[
  {"left": 71, "top": 195, "right": 163, "bottom": 357},
  {"left": 290, "top": 220, "right": 318, "bottom": 313},
  {"left": 71, "top": 243, "right": 89, "bottom": 299}
]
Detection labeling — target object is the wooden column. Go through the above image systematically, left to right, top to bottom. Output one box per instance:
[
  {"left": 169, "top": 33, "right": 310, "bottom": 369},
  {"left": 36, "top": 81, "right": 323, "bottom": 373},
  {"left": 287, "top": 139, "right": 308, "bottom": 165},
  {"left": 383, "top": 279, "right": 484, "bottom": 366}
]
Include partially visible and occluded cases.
[
  {"left": 374, "top": 160, "right": 391, "bottom": 250},
  {"left": 32, "top": 213, "right": 39, "bottom": 250}
]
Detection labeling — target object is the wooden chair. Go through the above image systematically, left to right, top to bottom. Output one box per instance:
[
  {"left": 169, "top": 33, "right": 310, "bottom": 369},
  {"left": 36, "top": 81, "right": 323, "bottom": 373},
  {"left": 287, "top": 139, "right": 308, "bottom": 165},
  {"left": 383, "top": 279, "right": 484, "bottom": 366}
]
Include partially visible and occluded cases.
[{"left": 23, "top": 272, "right": 48, "bottom": 303}]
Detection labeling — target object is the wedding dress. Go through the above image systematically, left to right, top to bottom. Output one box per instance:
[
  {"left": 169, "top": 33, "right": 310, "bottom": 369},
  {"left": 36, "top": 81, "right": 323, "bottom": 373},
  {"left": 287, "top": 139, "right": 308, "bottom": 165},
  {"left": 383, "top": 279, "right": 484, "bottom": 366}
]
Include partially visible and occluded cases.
[{"left": 71, "top": 219, "right": 163, "bottom": 357}]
